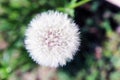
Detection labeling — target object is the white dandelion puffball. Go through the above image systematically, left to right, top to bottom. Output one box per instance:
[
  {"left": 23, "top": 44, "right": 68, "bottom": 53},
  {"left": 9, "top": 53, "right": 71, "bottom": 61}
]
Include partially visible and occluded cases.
[{"left": 24, "top": 11, "right": 80, "bottom": 67}]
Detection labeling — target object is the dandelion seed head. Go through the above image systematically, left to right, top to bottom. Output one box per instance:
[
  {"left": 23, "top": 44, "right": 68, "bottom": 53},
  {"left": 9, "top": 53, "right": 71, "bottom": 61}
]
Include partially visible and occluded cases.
[{"left": 24, "top": 10, "right": 80, "bottom": 67}]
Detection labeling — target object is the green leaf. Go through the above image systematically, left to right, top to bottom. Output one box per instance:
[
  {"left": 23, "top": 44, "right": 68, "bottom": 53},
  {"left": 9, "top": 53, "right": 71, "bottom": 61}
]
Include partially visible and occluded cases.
[
  {"left": 0, "top": 20, "right": 11, "bottom": 31},
  {"left": 58, "top": 71, "right": 72, "bottom": 80}
]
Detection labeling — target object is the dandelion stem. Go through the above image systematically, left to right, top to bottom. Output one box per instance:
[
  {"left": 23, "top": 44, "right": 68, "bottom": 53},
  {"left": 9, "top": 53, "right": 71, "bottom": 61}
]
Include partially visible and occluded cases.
[
  {"left": 57, "top": 0, "right": 91, "bottom": 12},
  {"left": 70, "top": 0, "right": 91, "bottom": 9}
]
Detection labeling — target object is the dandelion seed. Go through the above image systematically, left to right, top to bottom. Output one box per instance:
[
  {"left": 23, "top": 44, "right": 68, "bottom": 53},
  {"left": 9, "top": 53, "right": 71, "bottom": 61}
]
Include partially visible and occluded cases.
[{"left": 24, "top": 10, "right": 80, "bottom": 67}]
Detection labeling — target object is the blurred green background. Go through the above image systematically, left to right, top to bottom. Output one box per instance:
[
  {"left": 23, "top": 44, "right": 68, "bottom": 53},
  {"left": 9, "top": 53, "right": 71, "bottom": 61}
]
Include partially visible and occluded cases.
[{"left": 0, "top": 0, "right": 120, "bottom": 80}]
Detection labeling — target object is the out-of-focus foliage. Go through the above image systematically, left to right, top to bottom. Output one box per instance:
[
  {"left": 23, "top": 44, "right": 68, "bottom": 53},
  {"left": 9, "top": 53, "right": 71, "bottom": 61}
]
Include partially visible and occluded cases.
[{"left": 0, "top": 0, "right": 120, "bottom": 80}]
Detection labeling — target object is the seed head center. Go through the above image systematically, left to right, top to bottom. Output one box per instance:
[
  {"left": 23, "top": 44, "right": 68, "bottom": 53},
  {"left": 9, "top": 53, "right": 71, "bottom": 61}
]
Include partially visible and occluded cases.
[{"left": 44, "top": 29, "right": 63, "bottom": 48}]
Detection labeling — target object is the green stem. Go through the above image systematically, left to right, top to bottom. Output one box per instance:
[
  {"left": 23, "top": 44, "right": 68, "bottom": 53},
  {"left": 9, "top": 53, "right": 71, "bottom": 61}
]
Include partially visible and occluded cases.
[{"left": 70, "top": 0, "right": 91, "bottom": 9}]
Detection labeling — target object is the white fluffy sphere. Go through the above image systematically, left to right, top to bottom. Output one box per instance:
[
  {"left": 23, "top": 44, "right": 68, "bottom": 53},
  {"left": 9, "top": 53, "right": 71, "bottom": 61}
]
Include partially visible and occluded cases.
[{"left": 24, "top": 11, "right": 80, "bottom": 67}]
